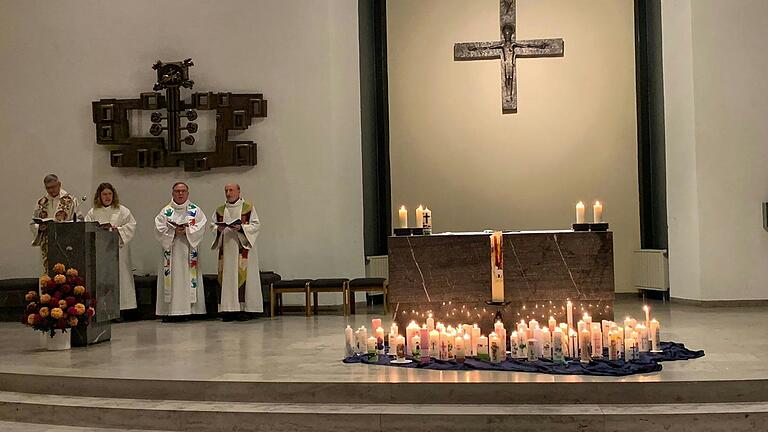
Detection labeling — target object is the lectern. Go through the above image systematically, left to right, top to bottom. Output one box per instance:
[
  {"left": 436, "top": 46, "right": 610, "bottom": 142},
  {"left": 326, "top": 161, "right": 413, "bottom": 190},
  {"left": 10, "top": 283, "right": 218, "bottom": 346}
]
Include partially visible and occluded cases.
[{"left": 45, "top": 222, "right": 119, "bottom": 346}]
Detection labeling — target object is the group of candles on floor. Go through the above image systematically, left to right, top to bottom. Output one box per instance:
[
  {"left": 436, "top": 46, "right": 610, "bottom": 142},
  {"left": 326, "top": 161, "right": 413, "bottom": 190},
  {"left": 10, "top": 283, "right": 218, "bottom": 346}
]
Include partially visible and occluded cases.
[{"left": 344, "top": 304, "right": 662, "bottom": 365}]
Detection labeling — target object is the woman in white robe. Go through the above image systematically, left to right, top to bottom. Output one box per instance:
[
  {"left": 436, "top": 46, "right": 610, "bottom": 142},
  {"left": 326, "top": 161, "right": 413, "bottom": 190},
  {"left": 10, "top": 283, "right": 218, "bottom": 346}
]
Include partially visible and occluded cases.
[{"left": 85, "top": 182, "right": 137, "bottom": 310}]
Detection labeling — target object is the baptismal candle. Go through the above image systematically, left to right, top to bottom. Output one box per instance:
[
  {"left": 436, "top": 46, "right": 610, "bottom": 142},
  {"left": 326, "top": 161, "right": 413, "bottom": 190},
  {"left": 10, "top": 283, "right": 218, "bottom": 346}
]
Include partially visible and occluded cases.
[
  {"left": 576, "top": 201, "right": 586, "bottom": 224},
  {"left": 593, "top": 201, "right": 603, "bottom": 223},
  {"left": 398, "top": 205, "right": 408, "bottom": 228},
  {"left": 415, "top": 205, "right": 424, "bottom": 229},
  {"left": 423, "top": 207, "right": 432, "bottom": 230},
  {"left": 566, "top": 300, "right": 574, "bottom": 331},
  {"left": 643, "top": 305, "right": 651, "bottom": 328},
  {"left": 426, "top": 314, "right": 435, "bottom": 331},
  {"left": 548, "top": 316, "right": 557, "bottom": 332},
  {"left": 372, "top": 318, "right": 382, "bottom": 332},
  {"left": 650, "top": 319, "right": 662, "bottom": 352},
  {"left": 517, "top": 320, "right": 529, "bottom": 340},
  {"left": 601, "top": 320, "right": 610, "bottom": 348},
  {"left": 406, "top": 321, "right": 420, "bottom": 355},
  {"left": 495, "top": 321, "right": 507, "bottom": 355},
  {"left": 388, "top": 323, "right": 399, "bottom": 355},
  {"left": 590, "top": 323, "right": 603, "bottom": 358},
  {"left": 637, "top": 324, "right": 650, "bottom": 352},
  {"left": 345, "top": 325, "right": 355, "bottom": 357},
  {"left": 471, "top": 325, "right": 481, "bottom": 357},
  {"left": 375, "top": 326, "right": 385, "bottom": 354},
  {"left": 419, "top": 326, "right": 430, "bottom": 358},
  {"left": 356, "top": 327, "right": 368, "bottom": 354},
  {"left": 533, "top": 327, "right": 543, "bottom": 358},
  {"left": 541, "top": 327, "right": 552, "bottom": 360},
  {"left": 553, "top": 328, "right": 565, "bottom": 364},
  {"left": 429, "top": 329, "right": 440, "bottom": 359},
  {"left": 569, "top": 329, "right": 578, "bottom": 358},
  {"left": 579, "top": 329, "right": 591, "bottom": 363},
  {"left": 439, "top": 331, "right": 449, "bottom": 360},
  {"left": 510, "top": 331, "right": 521, "bottom": 359},
  {"left": 608, "top": 331, "right": 619, "bottom": 360},
  {"left": 447, "top": 332, "right": 455, "bottom": 360},
  {"left": 489, "top": 332, "right": 502, "bottom": 363},
  {"left": 456, "top": 333, "right": 466, "bottom": 364},
  {"left": 411, "top": 334, "right": 421, "bottom": 358},
  {"left": 395, "top": 335, "right": 406, "bottom": 360},
  {"left": 477, "top": 335, "right": 489, "bottom": 361},
  {"left": 367, "top": 336, "right": 378, "bottom": 361},
  {"left": 625, "top": 338, "right": 638, "bottom": 361},
  {"left": 527, "top": 339, "right": 538, "bottom": 362}
]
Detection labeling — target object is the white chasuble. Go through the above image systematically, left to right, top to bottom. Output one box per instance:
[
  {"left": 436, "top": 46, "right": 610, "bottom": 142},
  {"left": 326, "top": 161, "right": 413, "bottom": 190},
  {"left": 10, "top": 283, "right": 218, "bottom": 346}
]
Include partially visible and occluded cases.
[
  {"left": 30, "top": 189, "right": 76, "bottom": 274},
  {"left": 210, "top": 199, "right": 263, "bottom": 313},
  {"left": 154, "top": 201, "right": 207, "bottom": 316},
  {"left": 85, "top": 205, "right": 137, "bottom": 310}
]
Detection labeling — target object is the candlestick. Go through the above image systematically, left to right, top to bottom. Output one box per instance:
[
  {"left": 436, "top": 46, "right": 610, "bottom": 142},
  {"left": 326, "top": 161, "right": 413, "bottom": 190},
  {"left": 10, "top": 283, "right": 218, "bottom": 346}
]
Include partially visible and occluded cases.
[
  {"left": 576, "top": 201, "right": 586, "bottom": 224},
  {"left": 593, "top": 201, "right": 603, "bottom": 223},
  {"left": 398, "top": 205, "right": 408, "bottom": 228},
  {"left": 345, "top": 325, "right": 354, "bottom": 357}
]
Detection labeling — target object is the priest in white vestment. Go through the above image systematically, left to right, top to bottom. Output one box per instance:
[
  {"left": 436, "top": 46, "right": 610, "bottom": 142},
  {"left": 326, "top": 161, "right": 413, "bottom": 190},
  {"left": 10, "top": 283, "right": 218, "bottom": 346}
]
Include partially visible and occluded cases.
[
  {"left": 30, "top": 174, "right": 76, "bottom": 274},
  {"left": 85, "top": 182, "right": 137, "bottom": 311},
  {"left": 154, "top": 182, "right": 207, "bottom": 321},
  {"left": 210, "top": 184, "right": 263, "bottom": 320}
]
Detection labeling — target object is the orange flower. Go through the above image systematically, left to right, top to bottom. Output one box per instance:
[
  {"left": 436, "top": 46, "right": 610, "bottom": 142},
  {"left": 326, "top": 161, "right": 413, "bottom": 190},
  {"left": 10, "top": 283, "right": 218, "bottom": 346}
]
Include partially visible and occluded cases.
[
  {"left": 53, "top": 263, "right": 66, "bottom": 274},
  {"left": 65, "top": 268, "right": 78, "bottom": 277},
  {"left": 53, "top": 274, "right": 66, "bottom": 284},
  {"left": 39, "top": 275, "right": 51, "bottom": 287},
  {"left": 73, "top": 286, "right": 85, "bottom": 295},
  {"left": 25, "top": 291, "right": 37, "bottom": 302},
  {"left": 40, "top": 294, "right": 51, "bottom": 304},
  {"left": 58, "top": 300, "right": 68, "bottom": 309},
  {"left": 74, "top": 303, "right": 86, "bottom": 315},
  {"left": 39, "top": 307, "right": 50, "bottom": 318},
  {"left": 50, "top": 308, "right": 63, "bottom": 319},
  {"left": 26, "top": 314, "right": 36, "bottom": 325},
  {"left": 68, "top": 316, "right": 78, "bottom": 327}
]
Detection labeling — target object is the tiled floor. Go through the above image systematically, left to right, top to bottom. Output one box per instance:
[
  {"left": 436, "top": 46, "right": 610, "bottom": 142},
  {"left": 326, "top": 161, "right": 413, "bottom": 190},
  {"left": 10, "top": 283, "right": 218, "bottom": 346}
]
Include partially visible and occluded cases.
[{"left": 0, "top": 297, "right": 764, "bottom": 384}]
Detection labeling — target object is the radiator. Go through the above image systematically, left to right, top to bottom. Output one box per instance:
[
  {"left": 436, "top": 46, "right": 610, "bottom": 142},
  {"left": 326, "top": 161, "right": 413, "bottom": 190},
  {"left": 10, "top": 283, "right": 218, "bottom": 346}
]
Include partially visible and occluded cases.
[
  {"left": 633, "top": 249, "right": 669, "bottom": 291},
  {"left": 365, "top": 255, "right": 388, "bottom": 279}
]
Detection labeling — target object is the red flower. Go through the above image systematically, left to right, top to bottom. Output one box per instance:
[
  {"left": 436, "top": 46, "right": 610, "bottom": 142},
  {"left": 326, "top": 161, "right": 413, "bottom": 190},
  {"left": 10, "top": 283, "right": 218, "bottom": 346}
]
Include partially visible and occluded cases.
[
  {"left": 75, "top": 277, "right": 85, "bottom": 286},
  {"left": 47, "top": 280, "right": 57, "bottom": 289},
  {"left": 61, "top": 284, "right": 71, "bottom": 292},
  {"left": 62, "top": 285, "right": 72, "bottom": 294},
  {"left": 53, "top": 292, "right": 62, "bottom": 301},
  {"left": 65, "top": 296, "right": 76, "bottom": 306},
  {"left": 48, "top": 298, "right": 58, "bottom": 307},
  {"left": 90, "top": 299, "right": 98, "bottom": 307},
  {"left": 67, "top": 306, "right": 77, "bottom": 315},
  {"left": 87, "top": 307, "right": 95, "bottom": 317},
  {"left": 34, "top": 314, "right": 43, "bottom": 324},
  {"left": 56, "top": 318, "right": 66, "bottom": 329}
]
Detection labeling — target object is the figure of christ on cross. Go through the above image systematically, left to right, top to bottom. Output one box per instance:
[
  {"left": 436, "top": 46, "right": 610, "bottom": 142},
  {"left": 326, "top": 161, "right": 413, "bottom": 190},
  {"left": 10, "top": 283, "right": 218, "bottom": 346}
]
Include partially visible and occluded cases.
[{"left": 454, "top": 0, "right": 564, "bottom": 113}]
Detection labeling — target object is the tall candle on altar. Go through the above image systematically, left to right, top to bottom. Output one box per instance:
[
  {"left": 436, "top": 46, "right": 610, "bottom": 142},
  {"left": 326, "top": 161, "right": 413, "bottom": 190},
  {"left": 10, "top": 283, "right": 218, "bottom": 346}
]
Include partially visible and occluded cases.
[
  {"left": 576, "top": 201, "right": 586, "bottom": 224},
  {"left": 593, "top": 201, "right": 603, "bottom": 223},
  {"left": 398, "top": 205, "right": 408, "bottom": 228},
  {"left": 415, "top": 205, "right": 424, "bottom": 228},
  {"left": 490, "top": 231, "right": 504, "bottom": 302},
  {"left": 566, "top": 300, "right": 574, "bottom": 331},
  {"left": 643, "top": 305, "right": 651, "bottom": 328},
  {"left": 426, "top": 314, "right": 435, "bottom": 331},
  {"left": 371, "top": 319, "right": 382, "bottom": 332},
  {"left": 650, "top": 319, "right": 661, "bottom": 352},
  {"left": 405, "top": 321, "right": 420, "bottom": 355},
  {"left": 388, "top": 323, "right": 398, "bottom": 355},
  {"left": 344, "top": 325, "right": 354, "bottom": 357},
  {"left": 470, "top": 325, "right": 481, "bottom": 357},
  {"left": 429, "top": 329, "right": 439, "bottom": 358}
]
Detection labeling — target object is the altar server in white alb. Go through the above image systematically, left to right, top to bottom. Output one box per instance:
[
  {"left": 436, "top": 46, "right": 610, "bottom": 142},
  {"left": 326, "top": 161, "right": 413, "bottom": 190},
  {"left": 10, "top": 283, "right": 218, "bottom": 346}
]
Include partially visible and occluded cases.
[
  {"left": 85, "top": 182, "right": 137, "bottom": 311},
  {"left": 154, "top": 182, "right": 207, "bottom": 321},
  {"left": 210, "top": 183, "right": 263, "bottom": 320}
]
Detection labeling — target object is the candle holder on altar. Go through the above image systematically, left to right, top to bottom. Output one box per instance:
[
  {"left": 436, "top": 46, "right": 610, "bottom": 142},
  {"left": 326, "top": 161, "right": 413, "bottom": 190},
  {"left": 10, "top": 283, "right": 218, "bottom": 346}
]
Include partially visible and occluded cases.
[{"left": 484, "top": 300, "right": 511, "bottom": 323}]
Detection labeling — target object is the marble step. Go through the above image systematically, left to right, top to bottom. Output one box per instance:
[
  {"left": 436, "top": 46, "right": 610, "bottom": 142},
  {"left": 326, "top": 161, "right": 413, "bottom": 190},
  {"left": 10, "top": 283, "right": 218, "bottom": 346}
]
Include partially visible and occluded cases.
[
  {"left": 1, "top": 371, "right": 767, "bottom": 405},
  {"left": 0, "top": 391, "right": 766, "bottom": 432},
  {"left": 0, "top": 420, "right": 174, "bottom": 432}
]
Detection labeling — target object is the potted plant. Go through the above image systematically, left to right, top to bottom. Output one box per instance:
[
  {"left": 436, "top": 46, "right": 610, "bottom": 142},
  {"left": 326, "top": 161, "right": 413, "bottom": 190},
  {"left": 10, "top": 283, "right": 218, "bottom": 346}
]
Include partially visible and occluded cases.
[{"left": 23, "top": 263, "right": 96, "bottom": 350}]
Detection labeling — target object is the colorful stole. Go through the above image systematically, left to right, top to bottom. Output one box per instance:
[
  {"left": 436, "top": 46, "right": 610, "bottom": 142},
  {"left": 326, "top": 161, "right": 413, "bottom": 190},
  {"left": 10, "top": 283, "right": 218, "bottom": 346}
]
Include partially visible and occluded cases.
[
  {"left": 33, "top": 194, "right": 75, "bottom": 273},
  {"left": 215, "top": 201, "right": 252, "bottom": 302},
  {"left": 161, "top": 202, "right": 200, "bottom": 303}
]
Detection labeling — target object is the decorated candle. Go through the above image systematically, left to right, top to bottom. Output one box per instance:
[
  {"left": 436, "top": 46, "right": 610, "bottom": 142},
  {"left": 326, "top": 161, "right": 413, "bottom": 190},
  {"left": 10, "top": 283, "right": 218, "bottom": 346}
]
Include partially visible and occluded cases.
[
  {"left": 576, "top": 201, "right": 586, "bottom": 224},
  {"left": 593, "top": 201, "right": 603, "bottom": 223},
  {"left": 398, "top": 205, "right": 408, "bottom": 228},
  {"left": 415, "top": 205, "right": 424, "bottom": 229},
  {"left": 423, "top": 207, "right": 432, "bottom": 231},
  {"left": 566, "top": 300, "right": 574, "bottom": 331},
  {"left": 643, "top": 305, "right": 651, "bottom": 328},
  {"left": 426, "top": 314, "right": 435, "bottom": 331},
  {"left": 548, "top": 316, "right": 557, "bottom": 332},
  {"left": 623, "top": 317, "right": 633, "bottom": 340},
  {"left": 372, "top": 318, "right": 382, "bottom": 332},
  {"left": 529, "top": 319, "right": 540, "bottom": 331},
  {"left": 650, "top": 319, "right": 661, "bottom": 352},
  {"left": 517, "top": 320, "right": 529, "bottom": 340},
  {"left": 601, "top": 320, "right": 611, "bottom": 348},
  {"left": 406, "top": 321, "right": 420, "bottom": 355},
  {"left": 495, "top": 321, "right": 507, "bottom": 355},
  {"left": 388, "top": 323, "right": 398, "bottom": 355},
  {"left": 590, "top": 323, "right": 603, "bottom": 358},
  {"left": 637, "top": 324, "right": 650, "bottom": 352},
  {"left": 344, "top": 325, "right": 355, "bottom": 357},
  {"left": 471, "top": 325, "right": 481, "bottom": 357},
  {"left": 375, "top": 326, "right": 385, "bottom": 354},
  {"left": 420, "top": 326, "right": 430, "bottom": 359},
  {"left": 356, "top": 327, "right": 368, "bottom": 354},
  {"left": 533, "top": 327, "right": 543, "bottom": 358},
  {"left": 541, "top": 327, "right": 553, "bottom": 360},
  {"left": 429, "top": 329, "right": 440, "bottom": 359},
  {"left": 568, "top": 329, "right": 578, "bottom": 358},
  {"left": 579, "top": 329, "right": 591, "bottom": 363},
  {"left": 552, "top": 330, "right": 565, "bottom": 364},
  {"left": 439, "top": 331, "right": 449, "bottom": 360},
  {"left": 510, "top": 331, "right": 521, "bottom": 358},
  {"left": 608, "top": 331, "right": 619, "bottom": 360},
  {"left": 447, "top": 332, "right": 455, "bottom": 360},
  {"left": 489, "top": 333, "right": 502, "bottom": 363},
  {"left": 411, "top": 334, "right": 421, "bottom": 358},
  {"left": 456, "top": 334, "right": 467, "bottom": 364},
  {"left": 395, "top": 335, "right": 406, "bottom": 360},
  {"left": 477, "top": 335, "right": 489, "bottom": 361},
  {"left": 367, "top": 336, "right": 378, "bottom": 361},
  {"left": 625, "top": 338, "right": 638, "bottom": 361},
  {"left": 527, "top": 339, "right": 538, "bottom": 362}
]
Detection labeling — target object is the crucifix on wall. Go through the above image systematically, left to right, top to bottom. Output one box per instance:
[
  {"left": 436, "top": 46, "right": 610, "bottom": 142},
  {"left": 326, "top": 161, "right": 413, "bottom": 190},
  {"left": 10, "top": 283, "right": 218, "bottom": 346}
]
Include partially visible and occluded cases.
[{"left": 454, "top": 0, "right": 564, "bottom": 113}]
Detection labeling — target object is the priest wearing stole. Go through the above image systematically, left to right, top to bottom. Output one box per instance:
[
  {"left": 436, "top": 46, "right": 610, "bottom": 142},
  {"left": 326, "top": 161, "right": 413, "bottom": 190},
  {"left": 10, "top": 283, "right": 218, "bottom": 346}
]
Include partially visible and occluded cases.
[
  {"left": 30, "top": 174, "right": 76, "bottom": 274},
  {"left": 154, "top": 182, "right": 207, "bottom": 321},
  {"left": 85, "top": 183, "right": 137, "bottom": 311},
  {"left": 211, "top": 184, "right": 263, "bottom": 320}
]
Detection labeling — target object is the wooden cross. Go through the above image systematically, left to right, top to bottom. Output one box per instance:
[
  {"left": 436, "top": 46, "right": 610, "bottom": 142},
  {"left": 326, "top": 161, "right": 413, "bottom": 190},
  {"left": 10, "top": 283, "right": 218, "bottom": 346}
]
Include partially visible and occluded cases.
[{"left": 454, "top": 0, "right": 564, "bottom": 113}]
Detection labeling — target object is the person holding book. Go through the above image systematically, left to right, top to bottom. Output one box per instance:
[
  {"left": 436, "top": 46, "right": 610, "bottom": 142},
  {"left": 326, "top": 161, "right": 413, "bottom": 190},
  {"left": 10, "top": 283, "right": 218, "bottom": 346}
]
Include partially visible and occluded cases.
[
  {"left": 30, "top": 174, "right": 76, "bottom": 273},
  {"left": 84, "top": 182, "right": 137, "bottom": 311},
  {"left": 153, "top": 182, "right": 207, "bottom": 321},
  {"left": 210, "top": 183, "right": 263, "bottom": 320}
]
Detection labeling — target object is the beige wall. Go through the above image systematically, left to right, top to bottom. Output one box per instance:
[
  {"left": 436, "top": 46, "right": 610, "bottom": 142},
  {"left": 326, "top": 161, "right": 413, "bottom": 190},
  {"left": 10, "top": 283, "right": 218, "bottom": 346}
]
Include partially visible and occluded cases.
[
  {"left": 0, "top": 0, "right": 365, "bottom": 305},
  {"left": 387, "top": 0, "right": 640, "bottom": 292},
  {"left": 664, "top": 0, "right": 768, "bottom": 301}
]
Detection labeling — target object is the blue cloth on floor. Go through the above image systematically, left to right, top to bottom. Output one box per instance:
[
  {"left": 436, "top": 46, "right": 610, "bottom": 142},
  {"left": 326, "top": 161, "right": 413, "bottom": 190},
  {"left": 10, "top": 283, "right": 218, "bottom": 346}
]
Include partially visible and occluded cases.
[{"left": 342, "top": 341, "right": 704, "bottom": 376}]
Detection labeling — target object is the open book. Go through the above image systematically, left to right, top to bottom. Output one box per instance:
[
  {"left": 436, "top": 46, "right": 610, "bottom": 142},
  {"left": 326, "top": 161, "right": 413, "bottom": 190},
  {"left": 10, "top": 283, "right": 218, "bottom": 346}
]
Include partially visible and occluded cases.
[
  {"left": 32, "top": 218, "right": 54, "bottom": 224},
  {"left": 214, "top": 219, "right": 243, "bottom": 228},
  {"left": 167, "top": 220, "right": 189, "bottom": 229}
]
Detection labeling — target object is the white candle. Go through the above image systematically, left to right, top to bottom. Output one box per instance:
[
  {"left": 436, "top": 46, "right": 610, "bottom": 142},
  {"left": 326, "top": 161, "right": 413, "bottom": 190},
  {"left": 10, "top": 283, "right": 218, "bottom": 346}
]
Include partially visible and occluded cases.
[
  {"left": 576, "top": 201, "right": 586, "bottom": 224},
  {"left": 593, "top": 201, "right": 603, "bottom": 223},
  {"left": 398, "top": 205, "right": 408, "bottom": 228},
  {"left": 415, "top": 205, "right": 424, "bottom": 229},
  {"left": 423, "top": 207, "right": 432, "bottom": 230},
  {"left": 566, "top": 300, "right": 574, "bottom": 331},
  {"left": 643, "top": 305, "right": 651, "bottom": 328},
  {"left": 426, "top": 314, "right": 435, "bottom": 331},
  {"left": 548, "top": 316, "right": 557, "bottom": 332},
  {"left": 650, "top": 319, "right": 661, "bottom": 352},
  {"left": 601, "top": 320, "right": 610, "bottom": 348},
  {"left": 405, "top": 321, "right": 420, "bottom": 355},
  {"left": 494, "top": 321, "right": 506, "bottom": 355},
  {"left": 517, "top": 321, "right": 529, "bottom": 340},
  {"left": 388, "top": 323, "right": 398, "bottom": 355},
  {"left": 590, "top": 323, "right": 603, "bottom": 358},
  {"left": 637, "top": 324, "right": 650, "bottom": 352},
  {"left": 344, "top": 325, "right": 354, "bottom": 357},
  {"left": 471, "top": 325, "right": 480, "bottom": 357},
  {"left": 375, "top": 326, "right": 385, "bottom": 354},
  {"left": 533, "top": 326, "right": 543, "bottom": 358},
  {"left": 356, "top": 327, "right": 368, "bottom": 354},
  {"left": 420, "top": 327, "right": 430, "bottom": 362},
  {"left": 541, "top": 327, "right": 552, "bottom": 360},
  {"left": 553, "top": 328, "right": 565, "bottom": 364},
  {"left": 429, "top": 329, "right": 440, "bottom": 359},
  {"left": 568, "top": 329, "right": 578, "bottom": 358},
  {"left": 579, "top": 329, "right": 591, "bottom": 363},
  {"left": 439, "top": 331, "right": 449, "bottom": 360},
  {"left": 510, "top": 331, "right": 521, "bottom": 359},
  {"left": 608, "top": 331, "right": 619, "bottom": 360},
  {"left": 447, "top": 332, "right": 456, "bottom": 360},
  {"left": 489, "top": 333, "right": 502, "bottom": 363},
  {"left": 411, "top": 334, "right": 421, "bottom": 358},
  {"left": 456, "top": 334, "right": 467, "bottom": 363},
  {"left": 395, "top": 335, "right": 406, "bottom": 360},
  {"left": 477, "top": 335, "right": 489, "bottom": 361},
  {"left": 367, "top": 336, "right": 378, "bottom": 360},
  {"left": 625, "top": 338, "right": 638, "bottom": 361},
  {"left": 527, "top": 339, "right": 538, "bottom": 362}
]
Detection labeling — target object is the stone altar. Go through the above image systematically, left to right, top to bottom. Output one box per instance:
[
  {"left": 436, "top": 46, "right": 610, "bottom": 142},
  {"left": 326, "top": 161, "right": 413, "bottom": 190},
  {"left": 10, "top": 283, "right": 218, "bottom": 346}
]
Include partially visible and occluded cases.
[{"left": 388, "top": 231, "right": 614, "bottom": 333}]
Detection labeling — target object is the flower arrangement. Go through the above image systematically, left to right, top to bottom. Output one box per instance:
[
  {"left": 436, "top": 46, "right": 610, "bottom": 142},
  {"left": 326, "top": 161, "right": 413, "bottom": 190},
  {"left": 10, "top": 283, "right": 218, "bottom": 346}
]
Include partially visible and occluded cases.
[{"left": 23, "top": 263, "right": 96, "bottom": 337}]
